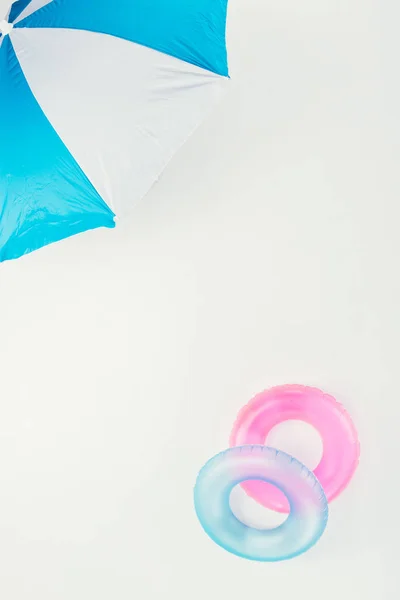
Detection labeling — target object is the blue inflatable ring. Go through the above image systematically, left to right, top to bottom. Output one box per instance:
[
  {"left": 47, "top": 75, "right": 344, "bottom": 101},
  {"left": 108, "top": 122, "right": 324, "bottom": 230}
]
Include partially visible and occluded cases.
[{"left": 194, "top": 445, "right": 328, "bottom": 562}]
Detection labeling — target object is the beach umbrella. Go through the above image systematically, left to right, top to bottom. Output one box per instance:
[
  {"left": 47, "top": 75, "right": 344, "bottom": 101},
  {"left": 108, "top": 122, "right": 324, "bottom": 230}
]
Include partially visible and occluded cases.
[{"left": 0, "top": 0, "right": 229, "bottom": 261}]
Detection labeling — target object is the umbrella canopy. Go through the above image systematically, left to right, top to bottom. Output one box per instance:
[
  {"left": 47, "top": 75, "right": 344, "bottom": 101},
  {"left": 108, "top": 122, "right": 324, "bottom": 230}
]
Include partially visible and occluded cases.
[{"left": 0, "top": 0, "right": 229, "bottom": 262}]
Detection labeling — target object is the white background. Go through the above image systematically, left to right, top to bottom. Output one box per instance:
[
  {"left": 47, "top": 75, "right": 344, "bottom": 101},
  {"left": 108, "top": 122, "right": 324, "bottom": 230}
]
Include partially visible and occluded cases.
[{"left": 0, "top": 1, "right": 398, "bottom": 598}]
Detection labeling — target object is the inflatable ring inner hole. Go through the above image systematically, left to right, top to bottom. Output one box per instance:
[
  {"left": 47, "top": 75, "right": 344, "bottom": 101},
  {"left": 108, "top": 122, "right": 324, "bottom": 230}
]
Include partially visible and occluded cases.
[
  {"left": 266, "top": 420, "right": 323, "bottom": 472},
  {"left": 230, "top": 480, "right": 288, "bottom": 529}
]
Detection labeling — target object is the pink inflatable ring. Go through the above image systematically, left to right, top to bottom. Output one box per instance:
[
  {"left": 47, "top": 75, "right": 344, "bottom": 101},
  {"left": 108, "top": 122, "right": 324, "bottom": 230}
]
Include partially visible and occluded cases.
[{"left": 230, "top": 385, "right": 360, "bottom": 513}]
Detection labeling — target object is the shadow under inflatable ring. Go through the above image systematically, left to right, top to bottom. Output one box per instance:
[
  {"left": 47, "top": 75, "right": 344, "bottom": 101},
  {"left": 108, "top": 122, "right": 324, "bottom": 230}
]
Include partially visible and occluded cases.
[{"left": 194, "top": 445, "right": 328, "bottom": 562}]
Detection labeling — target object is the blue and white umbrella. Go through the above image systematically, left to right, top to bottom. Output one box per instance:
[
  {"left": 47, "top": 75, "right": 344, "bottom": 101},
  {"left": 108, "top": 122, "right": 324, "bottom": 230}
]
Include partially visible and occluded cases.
[{"left": 0, "top": 0, "right": 229, "bottom": 261}]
